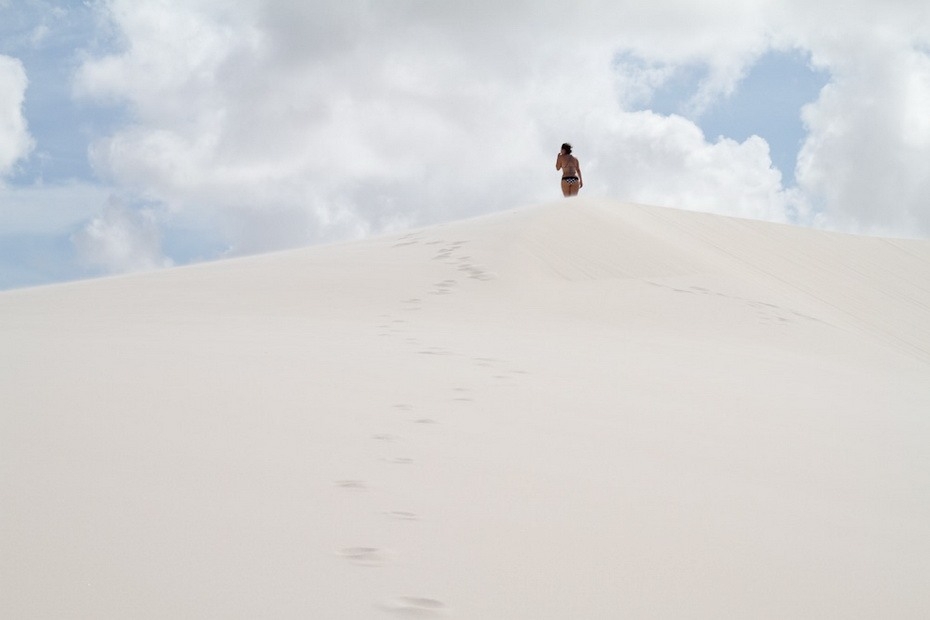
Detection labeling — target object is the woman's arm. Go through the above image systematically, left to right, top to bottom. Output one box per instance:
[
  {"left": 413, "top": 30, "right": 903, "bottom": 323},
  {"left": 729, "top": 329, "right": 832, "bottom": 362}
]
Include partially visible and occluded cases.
[{"left": 556, "top": 153, "right": 563, "bottom": 171}]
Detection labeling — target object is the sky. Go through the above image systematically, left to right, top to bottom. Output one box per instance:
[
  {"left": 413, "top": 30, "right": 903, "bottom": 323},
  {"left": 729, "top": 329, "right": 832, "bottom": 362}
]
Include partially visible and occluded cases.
[{"left": 1, "top": 0, "right": 929, "bottom": 290}]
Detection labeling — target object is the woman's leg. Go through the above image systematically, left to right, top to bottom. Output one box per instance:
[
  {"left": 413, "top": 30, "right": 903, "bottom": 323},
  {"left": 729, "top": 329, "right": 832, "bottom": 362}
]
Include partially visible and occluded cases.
[{"left": 569, "top": 182, "right": 580, "bottom": 197}]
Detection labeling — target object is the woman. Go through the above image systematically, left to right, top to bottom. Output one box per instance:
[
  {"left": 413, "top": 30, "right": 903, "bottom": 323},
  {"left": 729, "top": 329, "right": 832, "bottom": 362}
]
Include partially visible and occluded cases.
[{"left": 556, "top": 143, "right": 583, "bottom": 197}]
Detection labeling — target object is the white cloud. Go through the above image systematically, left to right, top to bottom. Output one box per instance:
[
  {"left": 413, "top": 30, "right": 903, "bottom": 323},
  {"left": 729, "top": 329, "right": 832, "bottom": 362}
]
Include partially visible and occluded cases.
[
  {"left": 69, "top": 0, "right": 930, "bottom": 266},
  {"left": 797, "top": 41, "right": 930, "bottom": 235},
  {"left": 0, "top": 55, "right": 34, "bottom": 178},
  {"left": 585, "top": 112, "right": 796, "bottom": 222},
  {"left": 71, "top": 197, "right": 172, "bottom": 273}
]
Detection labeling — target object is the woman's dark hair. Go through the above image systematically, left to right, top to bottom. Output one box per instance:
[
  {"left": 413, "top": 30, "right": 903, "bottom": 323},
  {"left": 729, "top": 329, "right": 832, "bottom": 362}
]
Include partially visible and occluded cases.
[{"left": 561, "top": 143, "right": 572, "bottom": 154}]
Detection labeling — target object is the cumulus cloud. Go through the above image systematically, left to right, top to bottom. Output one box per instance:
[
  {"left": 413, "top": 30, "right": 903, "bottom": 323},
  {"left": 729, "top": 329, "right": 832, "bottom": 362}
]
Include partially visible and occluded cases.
[
  {"left": 69, "top": 0, "right": 930, "bottom": 266},
  {"left": 797, "top": 38, "right": 930, "bottom": 234},
  {"left": 0, "top": 54, "right": 34, "bottom": 178},
  {"left": 585, "top": 112, "right": 796, "bottom": 222},
  {"left": 71, "top": 197, "right": 172, "bottom": 273}
]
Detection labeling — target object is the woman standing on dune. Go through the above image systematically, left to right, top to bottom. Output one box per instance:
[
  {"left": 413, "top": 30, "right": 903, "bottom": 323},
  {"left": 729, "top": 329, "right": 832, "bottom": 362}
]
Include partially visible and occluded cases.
[{"left": 556, "top": 143, "right": 583, "bottom": 197}]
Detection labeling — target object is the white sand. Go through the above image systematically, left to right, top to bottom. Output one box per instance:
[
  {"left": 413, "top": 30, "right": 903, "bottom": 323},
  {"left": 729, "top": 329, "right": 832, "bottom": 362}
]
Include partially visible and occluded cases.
[{"left": 2, "top": 199, "right": 929, "bottom": 618}]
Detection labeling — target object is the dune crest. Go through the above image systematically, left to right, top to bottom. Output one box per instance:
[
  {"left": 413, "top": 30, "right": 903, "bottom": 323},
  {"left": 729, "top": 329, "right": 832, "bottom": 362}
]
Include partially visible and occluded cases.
[{"left": 3, "top": 199, "right": 929, "bottom": 618}]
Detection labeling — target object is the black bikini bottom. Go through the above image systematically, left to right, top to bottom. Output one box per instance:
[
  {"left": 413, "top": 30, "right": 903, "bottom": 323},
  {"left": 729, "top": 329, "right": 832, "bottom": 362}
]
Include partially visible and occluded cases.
[{"left": 562, "top": 176, "right": 579, "bottom": 184}]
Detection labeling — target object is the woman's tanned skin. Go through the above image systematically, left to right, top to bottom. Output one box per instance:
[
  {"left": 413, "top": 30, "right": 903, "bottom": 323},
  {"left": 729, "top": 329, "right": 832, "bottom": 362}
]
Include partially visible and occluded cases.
[{"left": 556, "top": 143, "right": 582, "bottom": 197}]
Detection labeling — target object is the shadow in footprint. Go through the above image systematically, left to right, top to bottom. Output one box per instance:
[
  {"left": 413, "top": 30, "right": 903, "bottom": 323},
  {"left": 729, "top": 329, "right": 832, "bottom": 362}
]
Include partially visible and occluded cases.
[
  {"left": 336, "top": 480, "right": 368, "bottom": 491},
  {"left": 338, "top": 547, "right": 388, "bottom": 567},
  {"left": 379, "top": 597, "right": 447, "bottom": 617}
]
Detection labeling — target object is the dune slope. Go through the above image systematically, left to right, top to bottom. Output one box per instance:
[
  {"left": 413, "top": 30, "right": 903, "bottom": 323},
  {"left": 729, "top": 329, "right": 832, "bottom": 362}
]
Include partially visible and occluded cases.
[{"left": 3, "top": 199, "right": 930, "bottom": 618}]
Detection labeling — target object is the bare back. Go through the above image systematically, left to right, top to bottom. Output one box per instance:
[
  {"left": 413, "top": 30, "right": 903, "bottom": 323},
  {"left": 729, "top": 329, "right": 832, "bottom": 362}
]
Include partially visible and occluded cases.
[{"left": 557, "top": 153, "right": 579, "bottom": 177}]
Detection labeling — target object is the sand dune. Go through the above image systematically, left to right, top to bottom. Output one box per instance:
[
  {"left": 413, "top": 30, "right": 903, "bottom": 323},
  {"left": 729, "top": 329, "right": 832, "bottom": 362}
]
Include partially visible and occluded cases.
[{"left": 3, "top": 199, "right": 929, "bottom": 618}]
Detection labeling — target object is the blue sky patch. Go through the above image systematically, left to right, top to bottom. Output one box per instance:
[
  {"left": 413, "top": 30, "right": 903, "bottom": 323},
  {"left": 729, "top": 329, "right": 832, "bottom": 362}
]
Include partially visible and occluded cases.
[
  {"left": 1, "top": 1, "right": 124, "bottom": 185},
  {"left": 635, "top": 50, "right": 829, "bottom": 186}
]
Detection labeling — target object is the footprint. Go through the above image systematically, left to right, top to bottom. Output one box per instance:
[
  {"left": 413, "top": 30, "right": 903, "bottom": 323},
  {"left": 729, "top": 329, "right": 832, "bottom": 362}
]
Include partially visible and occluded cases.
[
  {"left": 392, "top": 234, "right": 420, "bottom": 248},
  {"left": 458, "top": 264, "right": 494, "bottom": 280},
  {"left": 430, "top": 280, "right": 457, "bottom": 295},
  {"left": 418, "top": 347, "right": 453, "bottom": 356},
  {"left": 413, "top": 418, "right": 437, "bottom": 424},
  {"left": 373, "top": 433, "right": 399, "bottom": 442},
  {"left": 385, "top": 457, "right": 414, "bottom": 465},
  {"left": 336, "top": 480, "right": 368, "bottom": 490},
  {"left": 383, "top": 510, "right": 419, "bottom": 521},
  {"left": 338, "top": 547, "right": 388, "bottom": 567},
  {"left": 379, "top": 597, "right": 446, "bottom": 617}
]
